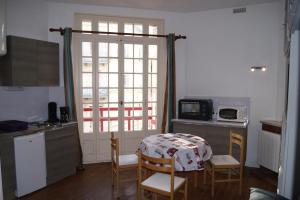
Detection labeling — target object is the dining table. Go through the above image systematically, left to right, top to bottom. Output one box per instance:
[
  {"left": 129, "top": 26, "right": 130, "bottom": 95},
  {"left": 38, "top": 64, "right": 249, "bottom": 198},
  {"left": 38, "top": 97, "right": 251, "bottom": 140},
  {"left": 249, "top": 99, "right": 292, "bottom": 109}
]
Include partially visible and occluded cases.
[{"left": 139, "top": 133, "right": 213, "bottom": 172}]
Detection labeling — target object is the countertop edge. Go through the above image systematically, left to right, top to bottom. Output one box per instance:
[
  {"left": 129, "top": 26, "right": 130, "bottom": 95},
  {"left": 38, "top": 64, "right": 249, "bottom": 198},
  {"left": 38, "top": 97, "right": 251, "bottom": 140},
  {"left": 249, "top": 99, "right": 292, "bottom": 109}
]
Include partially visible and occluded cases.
[{"left": 172, "top": 119, "right": 248, "bottom": 128}]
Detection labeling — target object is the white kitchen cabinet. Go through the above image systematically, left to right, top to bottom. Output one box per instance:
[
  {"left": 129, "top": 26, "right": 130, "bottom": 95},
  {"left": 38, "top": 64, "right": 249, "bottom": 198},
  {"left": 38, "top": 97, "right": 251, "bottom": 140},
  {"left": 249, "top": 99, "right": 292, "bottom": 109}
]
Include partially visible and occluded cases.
[
  {"left": 258, "top": 120, "right": 282, "bottom": 173},
  {"left": 14, "top": 132, "right": 47, "bottom": 197}
]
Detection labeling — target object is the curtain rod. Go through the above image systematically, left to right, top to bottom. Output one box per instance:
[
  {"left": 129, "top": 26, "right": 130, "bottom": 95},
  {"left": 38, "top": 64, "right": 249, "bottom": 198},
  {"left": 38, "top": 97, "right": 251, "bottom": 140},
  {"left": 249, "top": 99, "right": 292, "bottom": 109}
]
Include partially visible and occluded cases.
[{"left": 49, "top": 28, "right": 186, "bottom": 40}]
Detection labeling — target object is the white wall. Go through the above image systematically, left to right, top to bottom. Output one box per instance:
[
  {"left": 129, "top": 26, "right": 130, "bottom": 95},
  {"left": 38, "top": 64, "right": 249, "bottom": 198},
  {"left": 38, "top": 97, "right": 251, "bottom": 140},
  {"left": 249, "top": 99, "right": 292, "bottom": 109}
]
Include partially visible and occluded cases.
[
  {"left": 0, "top": 0, "right": 50, "bottom": 121},
  {"left": 2, "top": 0, "right": 286, "bottom": 167},
  {"left": 183, "top": 2, "right": 285, "bottom": 167}
]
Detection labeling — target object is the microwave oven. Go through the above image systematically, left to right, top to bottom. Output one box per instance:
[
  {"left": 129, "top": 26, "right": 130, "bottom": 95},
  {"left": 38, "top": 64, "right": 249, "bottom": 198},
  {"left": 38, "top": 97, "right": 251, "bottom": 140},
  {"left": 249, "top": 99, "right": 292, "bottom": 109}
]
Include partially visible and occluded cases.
[
  {"left": 178, "top": 99, "right": 213, "bottom": 121},
  {"left": 217, "top": 106, "right": 247, "bottom": 123}
]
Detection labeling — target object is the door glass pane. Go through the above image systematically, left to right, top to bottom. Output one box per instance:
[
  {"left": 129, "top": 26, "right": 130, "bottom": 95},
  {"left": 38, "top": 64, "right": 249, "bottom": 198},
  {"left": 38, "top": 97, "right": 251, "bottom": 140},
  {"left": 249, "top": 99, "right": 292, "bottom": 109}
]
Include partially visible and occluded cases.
[
  {"left": 82, "top": 21, "right": 92, "bottom": 33},
  {"left": 98, "top": 21, "right": 108, "bottom": 33},
  {"left": 109, "top": 22, "right": 118, "bottom": 33},
  {"left": 124, "top": 23, "right": 133, "bottom": 34},
  {"left": 134, "top": 24, "right": 143, "bottom": 35},
  {"left": 149, "top": 25, "right": 158, "bottom": 35},
  {"left": 82, "top": 42, "right": 92, "bottom": 56},
  {"left": 99, "top": 43, "right": 108, "bottom": 57},
  {"left": 109, "top": 43, "right": 118, "bottom": 57},
  {"left": 124, "top": 44, "right": 133, "bottom": 58},
  {"left": 134, "top": 44, "right": 143, "bottom": 58},
  {"left": 148, "top": 45, "right": 157, "bottom": 59},
  {"left": 82, "top": 57, "right": 92, "bottom": 72},
  {"left": 99, "top": 58, "right": 108, "bottom": 72},
  {"left": 109, "top": 59, "right": 118, "bottom": 72},
  {"left": 124, "top": 59, "right": 133, "bottom": 73},
  {"left": 134, "top": 59, "right": 143, "bottom": 73},
  {"left": 148, "top": 59, "right": 157, "bottom": 73},
  {"left": 82, "top": 73, "right": 92, "bottom": 87},
  {"left": 99, "top": 73, "right": 108, "bottom": 87},
  {"left": 109, "top": 74, "right": 118, "bottom": 87},
  {"left": 124, "top": 74, "right": 133, "bottom": 88},
  {"left": 134, "top": 74, "right": 143, "bottom": 88},
  {"left": 148, "top": 74, "right": 157, "bottom": 88},
  {"left": 148, "top": 88, "right": 157, "bottom": 102},
  {"left": 82, "top": 89, "right": 93, "bottom": 102},
  {"left": 99, "top": 89, "right": 108, "bottom": 103},
  {"left": 109, "top": 89, "right": 118, "bottom": 102},
  {"left": 124, "top": 89, "right": 133, "bottom": 102},
  {"left": 134, "top": 89, "right": 143, "bottom": 102},
  {"left": 148, "top": 102, "right": 157, "bottom": 116},
  {"left": 99, "top": 103, "right": 109, "bottom": 118},
  {"left": 99, "top": 103, "right": 109, "bottom": 133},
  {"left": 124, "top": 103, "right": 133, "bottom": 117},
  {"left": 134, "top": 103, "right": 143, "bottom": 116},
  {"left": 83, "top": 104, "right": 93, "bottom": 119},
  {"left": 148, "top": 116, "right": 157, "bottom": 130},
  {"left": 124, "top": 120, "right": 133, "bottom": 132},
  {"left": 134, "top": 120, "right": 142, "bottom": 131},
  {"left": 83, "top": 121, "right": 93, "bottom": 133}
]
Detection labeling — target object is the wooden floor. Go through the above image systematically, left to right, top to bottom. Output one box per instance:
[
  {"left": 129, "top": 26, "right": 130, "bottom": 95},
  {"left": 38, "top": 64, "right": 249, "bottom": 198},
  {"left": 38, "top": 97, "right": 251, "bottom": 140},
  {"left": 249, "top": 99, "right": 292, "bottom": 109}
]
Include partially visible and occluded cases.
[{"left": 21, "top": 163, "right": 277, "bottom": 200}]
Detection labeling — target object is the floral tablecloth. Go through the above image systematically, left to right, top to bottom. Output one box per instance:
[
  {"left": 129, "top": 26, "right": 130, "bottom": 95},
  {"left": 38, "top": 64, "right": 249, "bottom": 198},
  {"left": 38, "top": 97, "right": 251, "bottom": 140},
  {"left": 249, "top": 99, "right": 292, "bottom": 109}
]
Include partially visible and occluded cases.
[{"left": 139, "top": 133, "right": 212, "bottom": 171}]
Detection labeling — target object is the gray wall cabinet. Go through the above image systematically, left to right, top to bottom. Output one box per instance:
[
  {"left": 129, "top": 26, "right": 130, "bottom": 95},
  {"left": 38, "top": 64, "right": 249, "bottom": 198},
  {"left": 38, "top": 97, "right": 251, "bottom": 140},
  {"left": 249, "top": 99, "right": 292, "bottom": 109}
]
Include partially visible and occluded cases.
[{"left": 0, "top": 36, "right": 59, "bottom": 86}]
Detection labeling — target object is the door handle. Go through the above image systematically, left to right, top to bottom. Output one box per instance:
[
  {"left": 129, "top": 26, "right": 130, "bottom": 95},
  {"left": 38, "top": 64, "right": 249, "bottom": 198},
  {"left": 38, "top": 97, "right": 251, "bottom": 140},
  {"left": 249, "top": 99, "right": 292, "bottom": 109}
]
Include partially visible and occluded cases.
[{"left": 120, "top": 100, "right": 123, "bottom": 106}]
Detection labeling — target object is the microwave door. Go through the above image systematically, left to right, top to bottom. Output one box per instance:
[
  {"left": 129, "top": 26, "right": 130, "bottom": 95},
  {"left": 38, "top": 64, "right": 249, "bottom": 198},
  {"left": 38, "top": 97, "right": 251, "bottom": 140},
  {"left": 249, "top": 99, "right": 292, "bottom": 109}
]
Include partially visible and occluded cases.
[
  {"left": 182, "top": 103, "right": 200, "bottom": 116},
  {"left": 219, "top": 108, "right": 237, "bottom": 120}
]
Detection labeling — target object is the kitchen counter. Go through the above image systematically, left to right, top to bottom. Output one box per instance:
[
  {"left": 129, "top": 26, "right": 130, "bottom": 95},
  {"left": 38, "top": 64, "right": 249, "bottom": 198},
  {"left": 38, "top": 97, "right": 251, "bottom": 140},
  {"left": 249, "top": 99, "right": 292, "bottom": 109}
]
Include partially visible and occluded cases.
[
  {"left": 172, "top": 118, "right": 248, "bottom": 128},
  {"left": 173, "top": 118, "right": 248, "bottom": 162},
  {"left": 0, "top": 121, "right": 78, "bottom": 137},
  {"left": 0, "top": 122, "right": 80, "bottom": 200}
]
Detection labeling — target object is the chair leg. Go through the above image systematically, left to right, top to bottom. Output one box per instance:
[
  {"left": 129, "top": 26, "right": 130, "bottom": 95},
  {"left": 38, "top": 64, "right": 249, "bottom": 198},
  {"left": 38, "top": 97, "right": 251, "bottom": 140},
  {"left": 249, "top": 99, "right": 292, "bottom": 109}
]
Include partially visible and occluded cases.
[
  {"left": 203, "top": 163, "right": 207, "bottom": 184},
  {"left": 211, "top": 167, "right": 215, "bottom": 198},
  {"left": 239, "top": 167, "right": 243, "bottom": 196},
  {"left": 136, "top": 168, "right": 139, "bottom": 200},
  {"left": 116, "top": 170, "right": 120, "bottom": 198},
  {"left": 184, "top": 179, "right": 188, "bottom": 200}
]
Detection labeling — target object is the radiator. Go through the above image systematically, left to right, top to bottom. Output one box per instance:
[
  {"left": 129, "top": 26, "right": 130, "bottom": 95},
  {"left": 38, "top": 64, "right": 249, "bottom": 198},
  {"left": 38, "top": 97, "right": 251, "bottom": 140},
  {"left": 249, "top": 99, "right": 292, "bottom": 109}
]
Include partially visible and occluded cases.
[{"left": 258, "top": 130, "right": 281, "bottom": 172}]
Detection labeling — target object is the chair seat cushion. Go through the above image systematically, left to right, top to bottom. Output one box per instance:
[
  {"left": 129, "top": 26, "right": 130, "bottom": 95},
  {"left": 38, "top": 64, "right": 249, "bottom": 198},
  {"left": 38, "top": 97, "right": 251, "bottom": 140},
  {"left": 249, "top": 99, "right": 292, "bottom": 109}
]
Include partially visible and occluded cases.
[
  {"left": 119, "top": 154, "right": 138, "bottom": 166},
  {"left": 211, "top": 155, "right": 240, "bottom": 166},
  {"left": 141, "top": 172, "right": 185, "bottom": 192}
]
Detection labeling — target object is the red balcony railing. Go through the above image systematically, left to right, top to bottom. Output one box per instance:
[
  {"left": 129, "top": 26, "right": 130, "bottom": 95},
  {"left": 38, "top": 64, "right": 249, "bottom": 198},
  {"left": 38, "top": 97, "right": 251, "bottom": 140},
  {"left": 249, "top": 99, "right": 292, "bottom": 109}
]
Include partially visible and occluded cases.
[{"left": 83, "top": 106, "right": 156, "bottom": 131}]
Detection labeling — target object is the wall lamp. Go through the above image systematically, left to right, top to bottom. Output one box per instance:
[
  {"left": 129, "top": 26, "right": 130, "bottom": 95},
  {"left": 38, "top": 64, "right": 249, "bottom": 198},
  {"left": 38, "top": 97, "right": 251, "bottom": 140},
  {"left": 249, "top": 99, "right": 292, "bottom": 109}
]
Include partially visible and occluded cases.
[{"left": 251, "top": 65, "right": 267, "bottom": 72}]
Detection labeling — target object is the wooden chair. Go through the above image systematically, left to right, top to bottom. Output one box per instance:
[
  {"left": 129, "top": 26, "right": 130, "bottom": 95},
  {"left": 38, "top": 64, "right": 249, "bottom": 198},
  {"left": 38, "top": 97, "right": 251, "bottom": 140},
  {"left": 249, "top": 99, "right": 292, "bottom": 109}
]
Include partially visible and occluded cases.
[
  {"left": 204, "top": 130, "right": 245, "bottom": 197},
  {"left": 111, "top": 132, "right": 138, "bottom": 198},
  {"left": 137, "top": 152, "right": 188, "bottom": 200}
]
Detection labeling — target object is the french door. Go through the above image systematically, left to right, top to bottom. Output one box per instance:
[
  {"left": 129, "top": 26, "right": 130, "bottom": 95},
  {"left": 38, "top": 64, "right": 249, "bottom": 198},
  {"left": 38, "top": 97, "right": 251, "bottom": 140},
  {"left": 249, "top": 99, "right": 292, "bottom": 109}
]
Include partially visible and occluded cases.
[{"left": 75, "top": 14, "right": 164, "bottom": 163}]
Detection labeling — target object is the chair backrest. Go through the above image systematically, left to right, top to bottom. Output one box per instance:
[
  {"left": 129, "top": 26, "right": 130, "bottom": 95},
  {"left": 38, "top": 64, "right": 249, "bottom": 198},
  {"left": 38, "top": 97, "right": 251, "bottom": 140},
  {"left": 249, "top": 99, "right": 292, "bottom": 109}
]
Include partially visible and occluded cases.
[
  {"left": 229, "top": 130, "right": 245, "bottom": 165},
  {"left": 111, "top": 132, "right": 119, "bottom": 166},
  {"left": 138, "top": 152, "right": 175, "bottom": 195}
]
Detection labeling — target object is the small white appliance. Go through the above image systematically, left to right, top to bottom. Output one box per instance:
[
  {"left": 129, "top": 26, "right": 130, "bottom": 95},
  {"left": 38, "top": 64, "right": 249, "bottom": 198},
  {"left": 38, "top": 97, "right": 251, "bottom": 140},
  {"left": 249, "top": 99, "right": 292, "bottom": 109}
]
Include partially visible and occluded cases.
[
  {"left": 217, "top": 105, "right": 247, "bottom": 123},
  {"left": 14, "top": 132, "right": 47, "bottom": 197}
]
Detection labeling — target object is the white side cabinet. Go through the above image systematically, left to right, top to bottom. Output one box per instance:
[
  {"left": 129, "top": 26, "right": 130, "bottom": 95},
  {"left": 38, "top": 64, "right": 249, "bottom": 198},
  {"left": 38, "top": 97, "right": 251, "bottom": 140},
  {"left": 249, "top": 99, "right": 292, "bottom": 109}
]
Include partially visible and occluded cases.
[
  {"left": 258, "top": 120, "right": 282, "bottom": 173},
  {"left": 14, "top": 132, "right": 47, "bottom": 197}
]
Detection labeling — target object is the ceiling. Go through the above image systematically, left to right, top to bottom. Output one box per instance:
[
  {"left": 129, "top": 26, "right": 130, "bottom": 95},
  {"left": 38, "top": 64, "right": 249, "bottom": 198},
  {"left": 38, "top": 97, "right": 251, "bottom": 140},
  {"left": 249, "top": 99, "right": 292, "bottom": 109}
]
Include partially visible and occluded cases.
[{"left": 46, "top": 0, "right": 279, "bottom": 13}]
